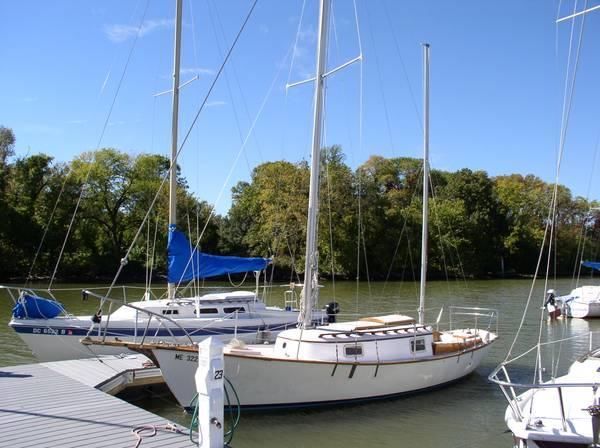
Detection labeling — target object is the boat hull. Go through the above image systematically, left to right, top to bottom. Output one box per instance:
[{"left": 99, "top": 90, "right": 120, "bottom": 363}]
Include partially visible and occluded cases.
[
  {"left": 558, "top": 286, "right": 600, "bottom": 318},
  {"left": 564, "top": 300, "right": 600, "bottom": 318},
  {"left": 9, "top": 317, "right": 299, "bottom": 362},
  {"left": 152, "top": 338, "right": 495, "bottom": 410},
  {"left": 503, "top": 354, "right": 600, "bottom": 448}
]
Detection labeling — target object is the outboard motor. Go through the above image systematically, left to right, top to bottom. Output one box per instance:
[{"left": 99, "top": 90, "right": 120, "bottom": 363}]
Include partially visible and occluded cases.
[
  {"left": 544, "top": 289, "right": 561, "bottom": 320},
  {"left": 324, "top": 302, "right": 340, "bottom": 323}
]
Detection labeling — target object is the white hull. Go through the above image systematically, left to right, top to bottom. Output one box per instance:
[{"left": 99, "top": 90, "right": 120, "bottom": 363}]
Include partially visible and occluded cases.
[
  {"left": 558, "top": 286, "right": 600, "bottom": 318},
  {"left": 9, "top": 291, "right": 320, "bottom": 362},
  {"left": 564, "top": 300, "right": 600, "bottom": 318},
  {"left": 13, "top": 326, "right": 270, "bottom": 362},
  {"left": 152, "top": 333, "right": 495, "bottom": 410},
  {"left": 501, "top": 352, "right": 600, "bottom": 448}
]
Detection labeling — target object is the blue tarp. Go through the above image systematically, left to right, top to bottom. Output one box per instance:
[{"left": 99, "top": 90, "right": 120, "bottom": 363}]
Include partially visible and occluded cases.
[
  {"left": 167, "top": 225, "right": 271, "bottom": 283},
  {"left": 582, "top": 261, "right": 600, "bottom": 271},
  {"left": 12, "top": 294, "right": 65, "bottom": 319}
]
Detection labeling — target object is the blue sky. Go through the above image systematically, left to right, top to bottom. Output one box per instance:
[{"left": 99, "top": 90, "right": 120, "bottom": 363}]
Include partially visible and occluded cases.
[{"left": 1, "top": 0, "right": 600, "bottom": 215}]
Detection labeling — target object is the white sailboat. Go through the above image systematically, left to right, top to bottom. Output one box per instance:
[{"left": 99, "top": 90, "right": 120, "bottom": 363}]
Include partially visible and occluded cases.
[
  {"left": 4, "top": 0, "right": 323, "bottom": 362},
  {"left": 107, "top": 0, "right": 498, "bottom": 411},
  {"left": 489, "top": 5, "right": 600, "bottom": 447},
  {"left": 555, "top": 262, "right": 600, "bottom": 318},
  {"left": 491, "top": 344, "right": 600, "bottom": 448}
]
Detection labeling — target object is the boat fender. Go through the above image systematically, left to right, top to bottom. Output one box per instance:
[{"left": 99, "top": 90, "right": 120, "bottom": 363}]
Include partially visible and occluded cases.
[
  {"left": 325, "top": 302, "right": 340, "bottom": 323},
  {"left": 91, "top": 309, "right": 102, "bottom": 324}
]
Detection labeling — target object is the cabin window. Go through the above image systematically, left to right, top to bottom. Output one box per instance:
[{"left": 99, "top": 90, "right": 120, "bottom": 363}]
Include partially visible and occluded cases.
[
  {"left": 224, "top": 307, "right": 246, "bottom": 314},
  {"left": 195, "top": 308, "right": 218, "bottom": 314},
  {"left": 161, "top": 309, "right": 179, "bottom": 315},
  {"left": 410, "top": 338, "right": 426, "bottom": 352},
  {"left": 282, "top": 342, "right": 287, "bottom": 349},
  {"left": 344, "top": 345, "right": 363, "bottom": 357}
]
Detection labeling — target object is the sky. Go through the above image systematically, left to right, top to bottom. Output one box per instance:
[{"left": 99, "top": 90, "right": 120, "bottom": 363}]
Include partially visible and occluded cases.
[{"left": 1, "top": 0, "right": 600, "bottom": 215}]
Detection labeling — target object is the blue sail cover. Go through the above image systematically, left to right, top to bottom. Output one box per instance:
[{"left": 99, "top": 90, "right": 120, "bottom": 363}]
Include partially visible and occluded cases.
[
  {"left": 167, "top": 225, "right": 271, "bottom": 283},
  {"left": 582, "top": 261, "right": 600, "bottom": 271},
  {"left": 12, "top": 294, "right": 65, "bottom": 319}
]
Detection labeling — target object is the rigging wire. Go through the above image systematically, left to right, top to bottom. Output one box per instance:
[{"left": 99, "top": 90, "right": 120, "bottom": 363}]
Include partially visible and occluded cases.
[
  {"left": 28, "top": 0, "right": 144, "bottom": 287},
  {"left": 49, "top": 0, "right": 151, "bottom": 290},
  {"left": 105, "top": 0, "right": 260, "bottom": 298},
  {"left": 206, "top": 0, "right": 253, "bottom": 172},
  {"left": 209, "top": 0, "right": 267, "bottom": 165},
  {"left": 209, "top": 0, "right": 301, "bottom": 289},
  {"left": 352, "top": 0, "right": 366, "bottom": 314},
  {"left": 381, "top": 0, "right": 423, "bottom": 131},
  {"left": 504, "top": 0, "right": 586, "bottom": 366},
  {"left": 538, "top": 0, "right": 587, "bottom": 381},
  {"left": 363, "top": 4, "right": 397, "bottom": 156},
  {"left": 174, "top": 35, "right": 295, "bottom": 291},
  {"left": 573, "top": 131, "right": 600, "bottom": 289},
  {"left": 25, "top": 165, "right": 73, "bottom": 286},
  {"left": 428, "top": 172, "right": 469, "bottom": 291},
  {"left": 147, "top": 215, "right": 159, "bottom": 293}
]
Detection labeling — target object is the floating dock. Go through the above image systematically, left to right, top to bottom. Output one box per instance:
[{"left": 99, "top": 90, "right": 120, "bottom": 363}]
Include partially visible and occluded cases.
[{"left": 0, "top": 355, "right": 195, "bottom": 447}]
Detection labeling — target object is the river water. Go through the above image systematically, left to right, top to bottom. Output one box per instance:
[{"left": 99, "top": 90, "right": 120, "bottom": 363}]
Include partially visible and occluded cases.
[{"left": 2, "top": 278, "right": 599, "bottom": 447}]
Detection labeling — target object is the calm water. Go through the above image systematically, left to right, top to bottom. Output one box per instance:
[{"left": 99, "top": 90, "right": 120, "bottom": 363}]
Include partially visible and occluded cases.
[{"left": 2, "top": 278, "right": 600, "bottom": 447}]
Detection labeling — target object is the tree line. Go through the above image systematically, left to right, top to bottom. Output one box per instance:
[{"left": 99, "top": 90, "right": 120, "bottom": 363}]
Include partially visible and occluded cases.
[{"left": 0, "top": 126, "right": 598, "bottom": 283}]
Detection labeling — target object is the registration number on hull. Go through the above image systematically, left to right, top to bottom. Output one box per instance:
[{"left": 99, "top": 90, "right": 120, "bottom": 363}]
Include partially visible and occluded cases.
[{"left": 174, "top": 353, "right": 198, "bottom": 362}]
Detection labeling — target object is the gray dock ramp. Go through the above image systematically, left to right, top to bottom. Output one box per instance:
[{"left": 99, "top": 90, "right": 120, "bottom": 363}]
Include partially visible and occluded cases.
[{"left": 0, "top": 362, "right": 195, "bottom": 447}]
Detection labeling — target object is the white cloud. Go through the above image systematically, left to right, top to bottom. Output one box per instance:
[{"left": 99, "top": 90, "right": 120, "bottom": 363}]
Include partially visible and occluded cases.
[
  {"left": 104, "top": 18, "right": 174, "bottom": 43},
  {"left": 289, "top": 25, "right": 317, "bottom": 80},
  {"left": 180, "top": 67, "right": 216, "bottom": 76},
  {"left": 22, "top": 97, "right": 37, "bottom": 103},
  {"left": 205, "top": 100, "right": 227, "bottom": 108},
  {"left": 22, "top": 124, "right": 62, "bottom": 135}
]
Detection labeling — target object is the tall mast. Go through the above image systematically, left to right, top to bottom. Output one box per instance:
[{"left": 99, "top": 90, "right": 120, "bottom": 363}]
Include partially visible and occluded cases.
[
  {"left": 168, "top": 0, "right": 183, "bottom": 299},
  {"left": 299, "top": 0, "right": 330, "bottom": 329},
  {"left": 418, "top": 43, "right": 430, "bottom": 325}
]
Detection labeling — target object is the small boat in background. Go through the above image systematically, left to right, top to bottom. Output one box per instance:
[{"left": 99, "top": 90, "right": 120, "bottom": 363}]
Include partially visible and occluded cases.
[
  {"left": 554, "top": 262, "right": 600, "bottom": 319},
  {"left": 557, "top": 284, "right": 600, "bottom": 319}
]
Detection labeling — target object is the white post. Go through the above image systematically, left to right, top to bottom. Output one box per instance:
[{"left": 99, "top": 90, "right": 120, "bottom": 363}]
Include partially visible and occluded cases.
[
  {"left": 168, "top": 0, "right": 183, "bottom": 299},
  {"left": 299, "top": 0, "right": 330, "bottom": 330},
  {"left": 418, "top": 43, "right": 430, "bottom": 326},
  {"left": 194, "top": 337, "right": 224, "bottom": 448}
]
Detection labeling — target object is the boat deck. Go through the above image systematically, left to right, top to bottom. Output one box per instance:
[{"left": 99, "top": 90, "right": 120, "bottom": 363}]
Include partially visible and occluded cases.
[{"left": 0, "top": 357, "right": 194, "bottom": 447}]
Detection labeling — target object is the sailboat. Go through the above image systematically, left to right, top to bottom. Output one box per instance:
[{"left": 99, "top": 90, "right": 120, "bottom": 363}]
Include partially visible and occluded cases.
[
  {"left": 5, "top": 0, "right": 324, "bottom": 363},
  {"left": 94, "top": 0, "right": 498, "bottom": 411},
  {"left": 488, "top": 4, "right": 600, "bottom": 446},
  {"left": 554, "top": 262, "right": 600, "bottom": 318}
]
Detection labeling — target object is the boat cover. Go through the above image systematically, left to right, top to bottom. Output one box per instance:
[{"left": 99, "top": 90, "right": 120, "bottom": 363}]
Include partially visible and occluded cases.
[
  {"left": 167, "top": 225, "right": 270, "bottom": 283},
  {"left": 582, "top": 261, "right": 600, "bottom": 271},
  {"left": 12, "top": 294, "right": 65, "bottom": 319}
]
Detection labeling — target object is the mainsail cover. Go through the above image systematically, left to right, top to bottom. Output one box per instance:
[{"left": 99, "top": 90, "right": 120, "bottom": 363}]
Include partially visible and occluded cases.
[
  {"left": 167, "top": 225, "right": 270, "bottom": 283},
  {"left": 582, "top": 261, "right": 600, "bottom": 271}
]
